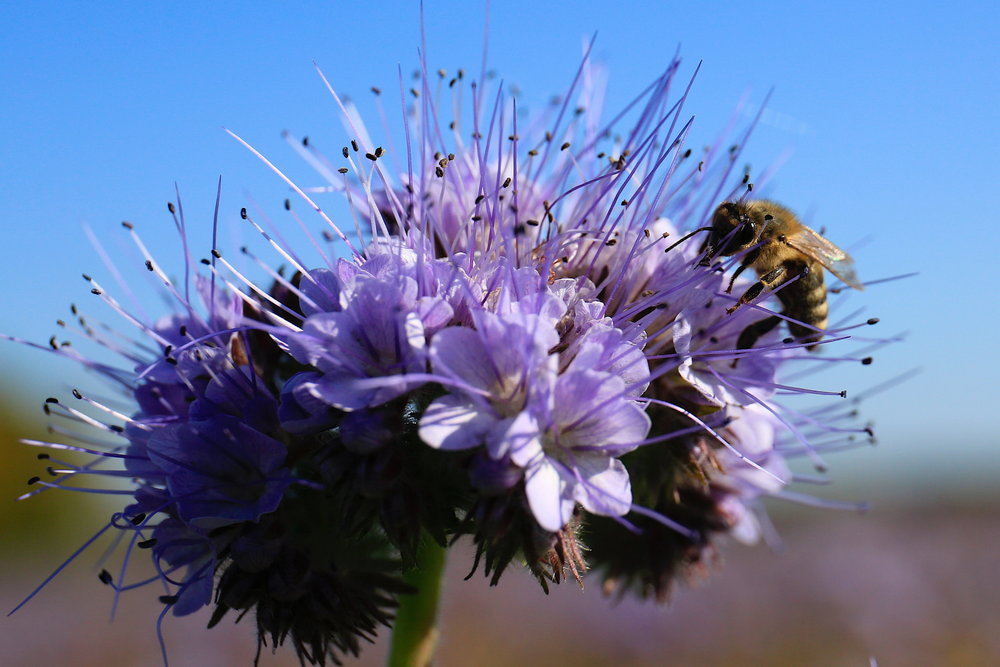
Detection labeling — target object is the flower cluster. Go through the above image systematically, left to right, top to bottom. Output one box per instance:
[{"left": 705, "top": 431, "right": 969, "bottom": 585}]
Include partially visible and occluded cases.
[{"left": 10, "top": 46, "right": 880, "bottom": 665}]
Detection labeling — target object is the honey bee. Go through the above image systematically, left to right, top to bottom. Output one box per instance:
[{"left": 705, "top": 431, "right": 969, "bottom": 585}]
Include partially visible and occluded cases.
[{"left": 704, "top": 200, "right": 863, "bottom": 350}]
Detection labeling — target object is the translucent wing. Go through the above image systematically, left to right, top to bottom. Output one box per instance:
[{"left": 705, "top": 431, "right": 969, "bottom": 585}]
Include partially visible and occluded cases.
[{"left": 786, "top": 225, "right": 863, "bottom": 290}]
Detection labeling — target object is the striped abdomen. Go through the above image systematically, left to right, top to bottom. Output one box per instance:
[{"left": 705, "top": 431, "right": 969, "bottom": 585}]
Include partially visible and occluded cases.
[{"left": 776, "top": 260, "right": 828, "bottom": 348}]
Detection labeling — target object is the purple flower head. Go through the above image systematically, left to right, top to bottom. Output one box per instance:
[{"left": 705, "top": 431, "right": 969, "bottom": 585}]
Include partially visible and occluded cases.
[
  {"left": 284, "top": 251, "right": 452, "bottom": 411},
  {"left": 419, "top": 288, "right": 650, "bottom": 532},
  {"left": 145, "top": 412, "right": 291, "bottom": 527}
]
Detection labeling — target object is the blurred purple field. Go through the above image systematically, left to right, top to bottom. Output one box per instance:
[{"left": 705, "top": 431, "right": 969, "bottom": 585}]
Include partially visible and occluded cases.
[{"left": 4, "top": 492, "right": 999, "bottom": 666}]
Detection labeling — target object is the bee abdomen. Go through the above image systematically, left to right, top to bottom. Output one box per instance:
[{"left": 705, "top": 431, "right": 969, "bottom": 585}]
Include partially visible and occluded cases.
[{"left": 779, "top": 262, "right": 829, "bottom": 345}]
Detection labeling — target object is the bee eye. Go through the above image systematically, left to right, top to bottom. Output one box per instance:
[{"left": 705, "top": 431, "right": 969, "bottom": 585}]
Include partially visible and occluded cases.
[{"left": 734, "top": 221, "right": 756, "bottom": 246}]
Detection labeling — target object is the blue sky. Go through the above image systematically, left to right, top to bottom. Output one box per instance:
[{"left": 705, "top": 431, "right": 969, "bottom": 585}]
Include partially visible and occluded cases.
[{"left": 1, "top": 1, "right": 998, "bottom": 492}]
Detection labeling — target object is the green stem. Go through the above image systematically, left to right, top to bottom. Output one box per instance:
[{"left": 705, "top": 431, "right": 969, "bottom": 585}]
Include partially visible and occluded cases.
[{"left": 387, "top": 536, "right": 448, "bottom": 667}]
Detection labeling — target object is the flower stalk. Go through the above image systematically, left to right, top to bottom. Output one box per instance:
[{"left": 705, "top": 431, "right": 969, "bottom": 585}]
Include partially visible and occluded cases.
[{"left": 388, "top": 536, "right": 448, "bottom": 667}]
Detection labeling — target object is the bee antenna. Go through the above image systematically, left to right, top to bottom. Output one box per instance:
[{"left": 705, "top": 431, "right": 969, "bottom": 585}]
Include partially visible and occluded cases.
[{"left": 662, "top": 226, "right": 713, "bottom": 256}]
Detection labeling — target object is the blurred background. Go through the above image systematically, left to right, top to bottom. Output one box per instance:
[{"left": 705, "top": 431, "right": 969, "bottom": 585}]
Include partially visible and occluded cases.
[{"left": 1, "top": 1, "right": 997, "bottom": 665}]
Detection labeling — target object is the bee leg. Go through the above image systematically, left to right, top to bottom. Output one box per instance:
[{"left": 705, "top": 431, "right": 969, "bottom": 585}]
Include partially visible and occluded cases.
[
  {"left": 725, "top": 263, "right": 750, "bottom": 294},
  {"left": 725, "top": 264, "right": 788, "bottom": 315},
  {"left": 730, "top": 315, "right": 783, "bottom": 367}
]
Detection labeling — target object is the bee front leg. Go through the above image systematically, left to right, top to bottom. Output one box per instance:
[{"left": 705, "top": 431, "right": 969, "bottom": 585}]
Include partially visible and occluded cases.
[
  {"left": 725, "top": 263, "right": 750, "bottom": 294},
  {"left": 725, "top": 264, "right": 788, "bottom": 315}
]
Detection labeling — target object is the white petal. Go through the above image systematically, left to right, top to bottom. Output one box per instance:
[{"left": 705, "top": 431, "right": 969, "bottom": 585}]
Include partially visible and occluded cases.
[
  {"left": 418, "top": 394, "right": 494, "bottom": 450},
  {"left": 574, "top": 455, "right": 632, "bottom": 518},
  {"left": 524, "top": 459, "right": 574, "bottom": 532}
]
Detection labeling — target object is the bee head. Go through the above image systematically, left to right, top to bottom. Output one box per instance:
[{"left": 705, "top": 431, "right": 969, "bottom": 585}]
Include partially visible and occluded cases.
[{"left": 703, "top": 202, "right": 758, "bottom": 259}]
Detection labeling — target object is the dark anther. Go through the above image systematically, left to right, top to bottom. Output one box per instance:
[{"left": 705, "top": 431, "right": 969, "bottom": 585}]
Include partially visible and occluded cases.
[
  {"left": 371, "top": 86, "right": 382, "bottom": 95},
  {"left": 302, "top": 136, "right": 309, "bottom": 146},
  {"left": 351, "top": 140, "right": 359, "bottom": 152},
  {"left": 560, "top": 142, "right": 571, "bottom": 151},
  {"left": 342, "top": 146, "right": 349, "bottom": 158},
  {"left": 375, "top": 147, "right": 384, "bottom": 157},
  {"left": 683, "top": 148, "right": 692, "bottom": 158},
  {"left": 365, "top": 152, "right": 377, "bottom": 161},
  {"left": 338, "top": 167, "right": 348, "bottom": 174},
  {"left": 435, "top": 167, "right": 444, "bottom": 178},
  {"left": 502, "top": 177, "right": 512, "bottom": 188},
  {"left": 747, "top": 183, "right": 754, "bottom": 191},
  {"left": 284, "top": 199, "right": 291, "bottom": 210},
  {"left": 167, "top": 202, "right": 176, "bottom": 214},
  {"left": 240, "top": 208, "right": 247, "bottom": 219},
  {"left": 764, "top": 214, "right": 773, "bottom": 221},
  {"left": 526, "top": 219, "right": 540, "bottom": 226},
  {"left": 121, "top": 221, "right": 133, "bottom": 230},
  {"left": 513, "top": 224, "right": 526, "bottom": 236},
  {"left": 605, "top": 239, "right": 617, "bottom": 246},
  {"left": 211, "top": 249, "right": 222, "bottom": 258},
  {"left": 200, "top": 258, "right": 210, "bottom": 265},
  {"left": 145, "top": 260, "right": 154, "bottom": 271},
  {"left": 82, "top": 273, "right": 92, "bottom": 281},
  {"left": 90, "top": 288, "right": 102, "bottom": 295},
  {"left": 867, "top": 318, "right": 880, "bottom": 325},
  {"left": 48, "top": 336, "right": 58, "bottom": 350},
  {"left": 783, "top": 337, "right": 794, "bottom": 344},
  {"left": 862, "top": 357, "right": 873, "bottom": 365},
  {"left": 72, "top": 389, "right": 82, "bottom": 399},
  {"left": 840, "top": 390, "right": 848, "bottom": 398},
  {"left": 45, "top": 397, "right": 59, "bottom": 404},
  {"left": 109, "top": 425, "right": 124, "bottom": 433},
  {"left": 37, "top": 454, "right": 49, "bottom": 460},
  {"left": 27, "top": 476, "right": 40, "bottom": 485},
  {"left": 130, "top": 513, "right": 146, "bottom": 525},
  {"left": 138, "top": 539, "right": 158, "bottom": 549},
  {"left": 99, "top": 570, "right": 113, "bottom": 585},
  {"left": 159, "top": 595, "right": 179, "bottom": 605}
]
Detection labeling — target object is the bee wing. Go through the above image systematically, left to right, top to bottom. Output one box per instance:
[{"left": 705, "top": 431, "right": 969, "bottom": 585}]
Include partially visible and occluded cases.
[{"left": 786, "top": 225, "right": 864, "bottom": 290}]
